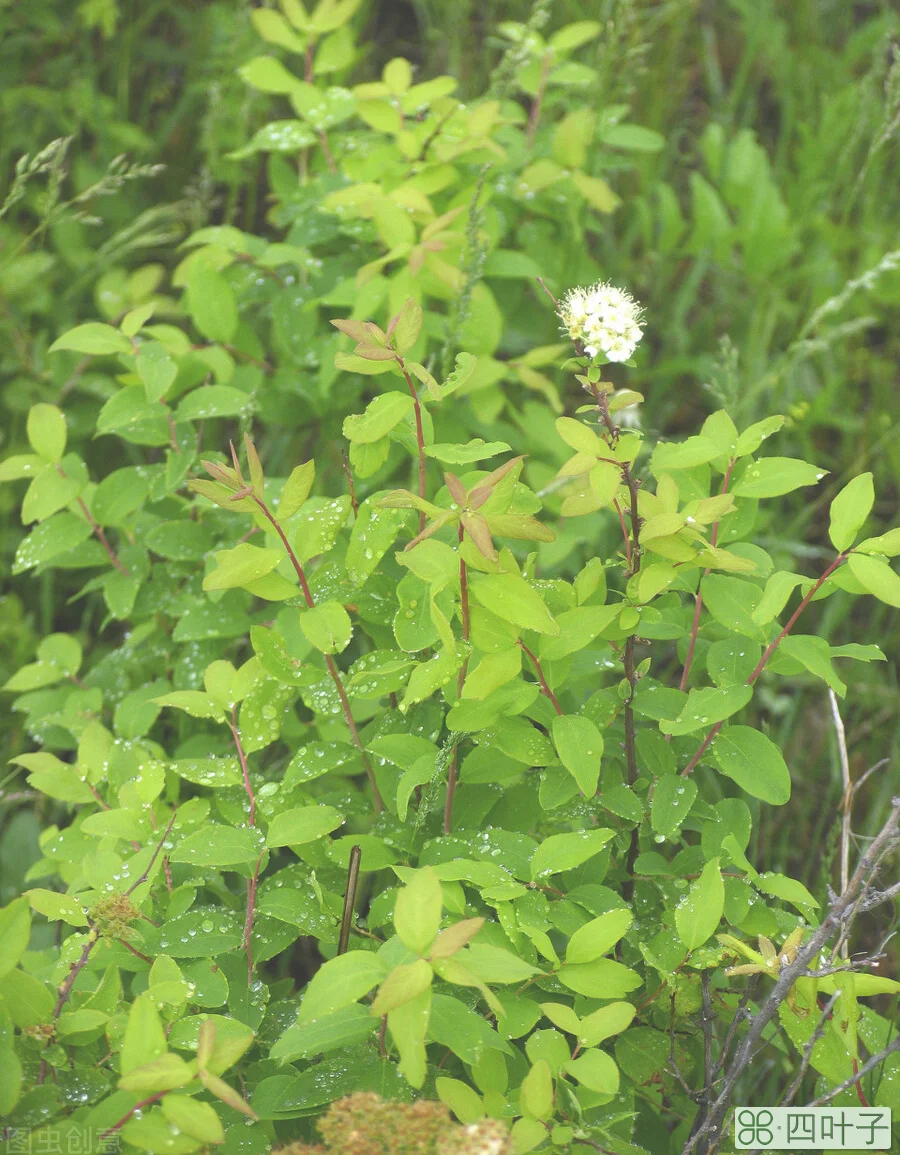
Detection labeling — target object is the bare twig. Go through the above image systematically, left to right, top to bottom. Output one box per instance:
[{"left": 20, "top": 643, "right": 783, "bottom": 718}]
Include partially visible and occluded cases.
[
  {"left": 829, "top": 688, "right": 852, "bottom": 903},
  {"left": 682, "top": 797, "right": 900, "bottom": 1154},
  {"left": 337, "top": 845, "right": 362, "bottom": 955},
  {"left": 778, "top": 992, "right": 841, "bottom": 1108},
  {"left": 806, "top": 1035, "right": 900, "bottom": 1107}
]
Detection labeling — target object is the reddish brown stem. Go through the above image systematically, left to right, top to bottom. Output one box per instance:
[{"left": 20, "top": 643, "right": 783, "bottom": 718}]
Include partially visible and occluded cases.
[
  {"left": 526, "top": 53, "right": 552, "bottom": 147},
  {"left": 400, "top": 361, "right": 428, "bottom": 534},
  {"left": 160, "top": 400, "right": 179, "bottom": 452},
  {"left": 341, "top": 449, "right": 359, "bottom": 517},
  {"left": 680, "top": 460, "right": 735, "bottom": 692},
  {"left": 76, "top": 494, "right": 130, "bottom": 575},
  {"left": 613, "top": 498, "right": 632, "bottom": 567},
  {"left": 252, "top": 501, "right": 377, "bottom": 803},
  {"left": 444, "top": 525, "right": 470, "bottom": 835},
  {"left": 682, "top": 552, "right": 849, "bottom": 776},
  {"left": 745, "top": 552, "right": 847, "bottom": 686},
  {"left": 519, "top": 640, "right": 563, "bottom": 715},
  {"left": 230, "top": 707, "right": 256, "bottom": 827},
  {"left": 126, "top": 812, "right": 178, "bottom": 897},
  {"left": 244, "top": 853, "right": 263, "bottom": 987},
  {"left": 51, "top": 931, "right": 98, "bottom": 1021},
  {"left": 118, "top": 939, "right": 153, "bottom": 965},
  {"left": 99, "top": 1092, "right": 166, "bottom": 1139}
]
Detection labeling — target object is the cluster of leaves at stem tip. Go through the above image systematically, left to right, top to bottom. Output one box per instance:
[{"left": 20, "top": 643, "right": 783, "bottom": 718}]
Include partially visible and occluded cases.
[{"left": 0, "top": 3, "right": 899, "bottom": 1155}]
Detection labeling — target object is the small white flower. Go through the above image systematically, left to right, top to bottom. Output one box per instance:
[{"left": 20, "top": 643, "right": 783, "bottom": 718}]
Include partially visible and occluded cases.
[{"left": 559, "top": 280, "right": 644, "bottom": 362}]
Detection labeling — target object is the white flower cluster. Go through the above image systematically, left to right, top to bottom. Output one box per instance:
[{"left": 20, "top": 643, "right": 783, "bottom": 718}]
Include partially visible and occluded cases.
[{"left": 559, "top": 280, "right": 644, "bottom": 362}]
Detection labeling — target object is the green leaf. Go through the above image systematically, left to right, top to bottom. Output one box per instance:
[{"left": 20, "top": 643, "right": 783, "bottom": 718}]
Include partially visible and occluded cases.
[
  {"left": 239, "top": 55, "right": 303, "bottom": 92},
  {"left": 600, "top": 123, "right": 665, "bottom": 151},
  {"left": 571, "top": 170, "right": 621, "bottom": 213},
  {"left": 186, "top": 260, "right": 238, "bottom": 345},
  {"left": 391, "top": 298, "right": 422, "bottom": 354},
  {"left": 49, "top": 322, "right": 132, "bottom": 356},
  {"left": 136, "top": 341, "right": 178, "bottom": 403},
  {"left": 176, "top": 385, "right": 252, "bottom": 422},
  {"left": 342, "top": 392, "right": 412, "bottom": 443},
  {"left": 26, "top": 404, "right": 67, "bottom": 462},
  {"left": 733, "top": 415, "right": 784, "bottom": 456},
  {"left": 424, "top": 439, "right": 511, "bottom": 465},
  {"left": 0, "top": 454, "right": 42, "bottom": 481},
  {"left": 731, "top": 457, "right": 825, "bottom": 498},
  {"left": 278, "top": 461, "right": 316, "bottom": 518},
  {"left": 92, "top": 466, "right": 151, "bottom": 527},
  {"left": 828, "top": 473, "right": 874, "bottom": 551},
  {"left": 295, "top": 496, "right": 351, "bottom": 562},
  {"left": 345, "top": 500, "right": 409, "bottom": 585},
  {"left": 12, "top": 511, "right": 93, "bottom": 573},
  {"left": 855, "top": 527, "right": 900, "bottom": 557},
  {"left": 203, "top": 544, "right": 283, "bottom": 591},
  {"left": 847, "top": 554, "right": 900, "bottom": 608},
  {"left": 471, "top": 572, "right": 558, "bottom": 636},
  {"left": 300, "top": 601, "right": 353, "bottom": 653},
  {"left": 539, "top": 604, "right": 620, "bottom": 660},
  {"left": 779, "top": 635, "right": 845, "bottom": 696},
  {"left": 659, "top": 685, "right": 753, "bottom": 736},
  {"left": 153, "top": 690, "right": 223, "bottom": 720},
  {"left": 551, "top": 714, "right": 604, "bottom": 795},
  {"left": 708, "top": 726, "right": 791, "bottom": 804},
  {"left": 651, "top": 776, "right": 697, "bottom": 838},
  {"left": 266, "top": 805, "right": 344, "bottom": 848},
  {"left": 169, "top": 825, "right": 263, "bottom": 867},
  {"left": 530, "top": 828, "right": 615, "bottom": 880},
  {"left": 676, "top": 858, "right": 724, "bottom": 950},
  {"left": 393, "top": 867, "right": 443, "bottom": 955},
  {"left": 754, "top": 872, "right": 819, "bottom": 912},
  {"left": 26, "top": 889, "right": 88, "bottom": 927},
  {"left": 0, "top": 899, "right": 31, "bottom": 978},
  {"left": 158, "top": 908, "right": 244, "bottom": 958},
  {"left": 566, "top": 909, "right": 633, "bottom": 964},
  {"left": 462, "top": 943, "right": 542, "bottom": 983},
  {"left": 298, "top": 951, "right": 387, "bottom": 1024},
  {"left": 558, "top": 958, "right": 641, "bottom": 999},
  {"left": 372, "top": 959, "right": 434, "bottom": 1014},
  {"left": 0, "top": 970, "right": 55, "bottom": 1026},
  {"left": 388, "top": 987, "right": 431, "bottom": 1088},
  {"left": 121, "top": 995, "right": 167, "bottom": 1075},
  {"left": 577, "top": 1002, "right": 636, "bottom": 1048},
  {"left": 271, "top": 1004, "right": 375, "bottom": 1062},
  {"left": 565, "top": 1048, "right": 620, "bottom": 1093},
  {"left": 119, "top": 1052, "right": 194, "bottom": 1094},
  {"left": 520, "top": 1059, "right": 553, "bottom": 1121},
  {"left": 435, "top": 1077, "right": 484, "bottom": 1124},
  {"left": 161, "top": 1096, "right": 225, "bottom": 1144}
]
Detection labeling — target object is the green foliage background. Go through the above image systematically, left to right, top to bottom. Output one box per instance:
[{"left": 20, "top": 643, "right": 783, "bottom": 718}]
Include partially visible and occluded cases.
[{"left": 3, "top": 0, "right": 897, "bottom": 890}]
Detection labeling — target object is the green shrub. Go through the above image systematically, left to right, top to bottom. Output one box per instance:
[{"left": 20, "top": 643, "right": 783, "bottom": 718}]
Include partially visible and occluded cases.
[{"left": 1, "top": 3, "right": 898, "bottom": 1154}]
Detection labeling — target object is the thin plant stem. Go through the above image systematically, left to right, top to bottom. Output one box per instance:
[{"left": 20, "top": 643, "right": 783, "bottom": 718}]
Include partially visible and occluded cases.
[
  {"left": 526, "top": 53, "right": 552, "bottom": 147},
  {"left": 399, "top": 360, "right": 428, "bottom": 533},
  {"left": 590, "top": 384, "right": 642, "bottom": 789},
  {"left": 341, "top": 449, "right": 359, "bottom": 517},
  {"left": 680, "top": 461, "right": 736, "bottom": 691},
  {"left": 253, "top": 494, "right": 383, "bottom": 810},
  {"left": 612, "top": 498, "right": 633, "bottom": 567},
  {"left": 444, "top": 524, "right": 470, "bottom": 834},
  {"left": 682, "top": 552, "right": 849, "bottom": 777},
  {"left": 519, "top": 639, "right": 563, "bottom": 714},
  {"left": 230, "top": 707, "right": 256, "bottom": 827},
  {"left": 338, "top": 844, "right": 362, "bottom": 955},
  {"left": 243, "top": 854, "right": 263, "bottom": 987},
  {"left": 99, "top": 1092, "right": 167, "bottom": 1139}
]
